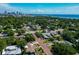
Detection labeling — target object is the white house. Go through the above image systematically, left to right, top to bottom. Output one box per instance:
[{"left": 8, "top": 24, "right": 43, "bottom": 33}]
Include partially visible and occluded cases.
[
  {"left": 50, "top": 31, "right": 57, "bottom": 35},
  {"left": 0, "top": 32, "right": 8, "bottom": 37},
  {"left": 42, "top": 33, "right": 52, "bottom": 39},
  {"left": 2, "top": 45, "right": 21, "bottom": 55}
]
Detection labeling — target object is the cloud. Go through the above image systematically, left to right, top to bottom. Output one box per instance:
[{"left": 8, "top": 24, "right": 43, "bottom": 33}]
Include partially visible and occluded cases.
[
  {"left": 0, "top": 3, "right": 23, "bottom": 13},
  {"left": 0, "top": 3, "right": 10, "bottom": 8},
  {"left": 0, "top": 3, "right": 10, "bottom": 13},
  {"left": 0, "top": 3, "right": 15, "bottom": 13},
  {"left": 23, "top": 5, "right": 79, "bottom": 14},
  {"left": 54, "top": 5, "right": 79, "bottom": 14}
]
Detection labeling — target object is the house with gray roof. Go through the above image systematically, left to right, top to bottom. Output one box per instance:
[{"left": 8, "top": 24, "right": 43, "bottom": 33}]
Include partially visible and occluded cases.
[
  {"left": 42, "top": 33, "right": 52, "bottom": 39},
  {"left": 2, "top": 45, "right": 21, "bottom": 55}
]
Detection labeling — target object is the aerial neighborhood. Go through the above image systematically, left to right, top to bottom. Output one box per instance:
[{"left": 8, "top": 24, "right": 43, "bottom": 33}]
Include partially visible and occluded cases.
[{"left": 0, "top": 13, "right": 79, "bottom": 55}]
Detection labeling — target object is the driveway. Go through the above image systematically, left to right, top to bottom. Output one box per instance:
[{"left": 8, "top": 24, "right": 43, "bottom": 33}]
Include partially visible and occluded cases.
[{"left": 32, "top": 33, "right": 52, "bottom": 55}]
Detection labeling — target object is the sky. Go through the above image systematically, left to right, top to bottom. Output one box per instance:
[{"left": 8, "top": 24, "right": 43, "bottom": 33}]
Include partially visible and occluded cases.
[{"left": 0, "top": 3, "right": 79, "bottom": 14}]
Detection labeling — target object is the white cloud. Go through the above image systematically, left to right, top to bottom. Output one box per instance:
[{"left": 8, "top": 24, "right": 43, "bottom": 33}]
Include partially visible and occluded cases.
[
  {"left": 0, "top": 3, "right": 10, "bottom": 8},
  {"left": 0, "top": 3, "right": 22, "bottom": 13},
  {"left": 0, "top": 3, "right": 15, "bottom": 12},
  {"left": 24, "top": 5, "right": 79, "bottom": 14}
]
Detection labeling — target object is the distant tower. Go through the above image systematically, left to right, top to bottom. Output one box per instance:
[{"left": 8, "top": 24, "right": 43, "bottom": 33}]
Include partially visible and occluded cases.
[
  {"left": 4, "top": 11, "right": 7, "bottom": 14},
  {"left": 16, "top": 11, "right": 19, "bottom": 15}
]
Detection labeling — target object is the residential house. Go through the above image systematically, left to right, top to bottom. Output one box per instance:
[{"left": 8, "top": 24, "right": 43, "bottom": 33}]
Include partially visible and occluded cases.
[
  {"left": 50, "top": 31, "right": 57, "bottom": 35},
  {"left": 0, "top": 32, "right": 8, "bottom": 37},
  {"left": 42, "top": 33, "right": 52, "bottom": 39},
  {"left": 2, "top": 45, "right": 21, "bottom": 55}
]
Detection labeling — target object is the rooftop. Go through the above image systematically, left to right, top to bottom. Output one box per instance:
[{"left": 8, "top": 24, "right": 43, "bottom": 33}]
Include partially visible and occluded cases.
[{"left": 2, "top": 45, "right": 21, "bottom": 55}]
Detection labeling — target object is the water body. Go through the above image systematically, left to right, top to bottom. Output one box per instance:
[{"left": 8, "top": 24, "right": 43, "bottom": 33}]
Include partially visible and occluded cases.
[{"left": 31, "top": 14, "right": 79, "bottom": 19}]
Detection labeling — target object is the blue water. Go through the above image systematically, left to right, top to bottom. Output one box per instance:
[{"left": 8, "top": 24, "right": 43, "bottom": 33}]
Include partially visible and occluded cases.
[{"left": 31, "top": 14, "right": 79, "bottom": 19}]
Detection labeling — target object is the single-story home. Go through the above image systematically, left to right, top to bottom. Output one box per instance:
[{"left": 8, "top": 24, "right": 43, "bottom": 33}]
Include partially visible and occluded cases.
[
  {"left": 50, "top": 31, "right": 57, "bottom": 35},
  {"left": 42, "top": 33, "right": 52, "bottom": 39},
  {"left": 2, "top": 45, "right": 21, "bottom": 55}
]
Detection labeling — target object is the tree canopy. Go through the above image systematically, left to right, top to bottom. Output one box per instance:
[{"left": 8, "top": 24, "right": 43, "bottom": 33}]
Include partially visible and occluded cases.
[{"left": 51, "top": 43, "right": 77, "bottom": 55}]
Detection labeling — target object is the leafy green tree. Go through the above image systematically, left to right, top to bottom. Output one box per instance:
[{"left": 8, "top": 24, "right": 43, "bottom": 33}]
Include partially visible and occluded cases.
[
  {"left": 35, "top": 19, "right": 48, "bottom": 29},
  {"left": 0, "top": 29, "right": 2, "bottom": 33},
  {"left": 4, "top": 29, "right": 14, "bottom": 36},
  {"left": 17, "top": 29, "right": 25, "bottom": 35},
  {"left": 62, "top": 29, "right": 76, "bottom": 43},
  {"left": 74, "top": 31, "right": 79, "bottom": 39},
  {"left": 35, "top": 32, "right": 42, "bottom": 38},
  {"left": 25, "top": 34, "right": 35, "bottom": 42},
  {"left": 6, "top": 36, "right": 15, "bottom": 45},
  {"left": 48, "top": 37, "right": 54, "bottom": 42},
  {"left": 0, "top": 39, "right": 7, "bottom": 52},
  {"left": 15, "top": 39, "right": 26, "bottom": 48},
  {"left": 75, "top": 41, "right": 79, "bottom": 53},
  {"left": 51, "top": 43, "right": 77, "bottom": 55},
  {"left": 35, "top": 47, "right": 44, "bottom": 55}
]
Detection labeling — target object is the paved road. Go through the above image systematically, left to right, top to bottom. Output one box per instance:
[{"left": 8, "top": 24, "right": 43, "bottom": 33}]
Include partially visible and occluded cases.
[{"left": 32, "top": 33, "right": 52, "bottom": 55}]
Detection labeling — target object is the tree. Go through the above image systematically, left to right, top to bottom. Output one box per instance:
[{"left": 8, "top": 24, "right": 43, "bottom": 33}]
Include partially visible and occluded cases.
[
  {"left": 35, "top": 19, "right": 48, "bottom": 29},
  {"left": 0, "top": 29, "right": 2, "bottom": 33},
  {"left": 4, "top": 29, "right": 14, "bottom": 36},
  {"left": 17, "top": 29, "right": 25, "bottom": 35},
  {"left": 62, "top": 29, "right": 76, "bottom": 44},
  {"left": 74, "top": 31, "right": 79, "bottom": 39},
  {"left": 35, "top": 32, "right": 42, "bottom": 38},
  {"left": 24, "top": 34, "right": 35, "bottom": 42},
  {"left": 6, "top": 36, "right": 15, "bottom": 45},
  {"left": 48, "top": 37, "right": 54, "bottom": 42},
  {"left": 0, "top": 39, "right": 7, "bottom": 53},
  {"left": 15, "top": 39, "right": 26, "bottom": 48},
  {"left": 75, "top": 41, "right": 79, "bottom": 53},
  {"left": 51, "top": 43, "right": 77, "bottom": 55},
  {"left": 35, "top": 47, "right": 44, "bottom": 55}
]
